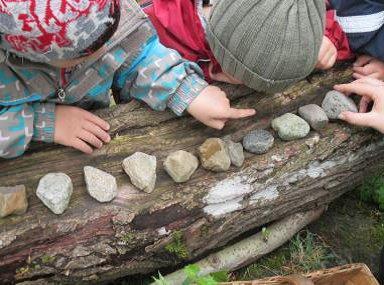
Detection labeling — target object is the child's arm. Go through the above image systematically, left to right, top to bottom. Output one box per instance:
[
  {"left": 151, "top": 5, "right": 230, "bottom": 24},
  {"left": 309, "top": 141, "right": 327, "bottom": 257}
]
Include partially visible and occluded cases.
[
  {"left": 116, "top": 37, "right": 255, "bottom": 129},
  {"left": 353, "top": 55, "right": 384, "bottom": 81},
  {"left": 334, "top": 77, "right": 384, "bottom": 133}
]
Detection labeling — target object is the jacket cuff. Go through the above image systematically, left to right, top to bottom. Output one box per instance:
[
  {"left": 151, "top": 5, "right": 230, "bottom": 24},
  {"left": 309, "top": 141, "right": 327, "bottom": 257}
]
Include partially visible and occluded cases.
[
  {"left": 168, "top": 73, "right": 208, "bottom": 116},
  {"left": 32, "top": 103, "right": 56, "bottom": 143}
]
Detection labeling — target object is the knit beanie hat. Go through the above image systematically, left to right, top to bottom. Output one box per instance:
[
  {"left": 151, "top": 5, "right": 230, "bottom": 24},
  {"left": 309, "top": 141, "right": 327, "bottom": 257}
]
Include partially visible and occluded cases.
[
  {"left": 0, "top": 0, "right": 120, "bottom": 63},
  {"left": 206, "top": 0, "right": 326, "bottom": 93}
]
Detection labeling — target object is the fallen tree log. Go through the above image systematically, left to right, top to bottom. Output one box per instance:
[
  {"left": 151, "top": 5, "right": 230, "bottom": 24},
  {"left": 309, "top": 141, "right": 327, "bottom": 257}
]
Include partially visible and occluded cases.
[{"left": 1, "top": 66, "right": 383, "bottom": 284}]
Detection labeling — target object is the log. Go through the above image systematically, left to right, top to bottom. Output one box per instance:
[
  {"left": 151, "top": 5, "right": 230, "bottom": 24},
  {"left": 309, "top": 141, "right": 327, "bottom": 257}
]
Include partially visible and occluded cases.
[{"left": 1, "top": 65, "right": 383, "bottom": 284}]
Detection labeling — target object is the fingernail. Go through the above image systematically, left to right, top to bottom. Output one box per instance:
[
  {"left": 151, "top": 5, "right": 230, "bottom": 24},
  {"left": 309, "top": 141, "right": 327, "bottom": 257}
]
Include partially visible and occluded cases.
[
  {"left": 338, "top": 113, "right": 345, "bottom": 120},
  {"left": 106, "top": 136, "right": 111, "bottom": 142}
]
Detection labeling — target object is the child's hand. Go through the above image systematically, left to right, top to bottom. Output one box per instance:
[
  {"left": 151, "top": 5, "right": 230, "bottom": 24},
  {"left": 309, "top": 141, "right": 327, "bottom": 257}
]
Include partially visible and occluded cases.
[
  {"left": 316, "top": 36, "right": 338, "bottom": 70},
  {"left": 353, "top": 55, "right": 384, "bottom": 81},
  {"left": 334, "top": 77, "right": 384, "bottom": 133},
  {"left": 187, "top": 85, "right": 256, "bottom": 129},
  {"left": 54, "top": 105, "right": 111, "bottom": 154}
]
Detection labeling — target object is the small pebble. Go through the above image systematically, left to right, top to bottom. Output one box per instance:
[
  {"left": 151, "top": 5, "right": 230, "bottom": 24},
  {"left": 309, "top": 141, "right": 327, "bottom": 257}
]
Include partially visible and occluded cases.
[
  {"left": 322, "top": 90, "right": 358, "bottom": 120},
  {"left": 298, "top": 104, "right": 329, "bottom": 131},
  {"left": 271, "top": 113, "right": 310, "bottom": 141},
  {"left": 243, "top": 129, "right": 274, "bottom": 154},
  {"left": 198, "top": 138, "right": 231, "bottom": 172},
  {"left": 226, "top": 140, "right": 245, "bottom": 167},
  {"left": 163, "top": 150, "right": 199, "bottom": 183},
  {"left": 123, "top": 152, "right": 157, "bottom": 193},
  {"left": 84, "top": 166, "right": 117, "bottom": 202},
  {"left": 36, "top": 173, "right": 73, "bottom": 215},
  {"left": 0, "top": 185, "right": 28, "bottom": 218}
]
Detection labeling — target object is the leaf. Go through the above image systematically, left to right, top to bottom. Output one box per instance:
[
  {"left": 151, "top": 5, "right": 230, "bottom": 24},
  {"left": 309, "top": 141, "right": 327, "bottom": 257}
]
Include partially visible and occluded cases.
[
  {"left": 184, "top": 264, "right": 200, "bottom": 280},
  {"left": 211, "top": 271, "right": 229, "bottom": 282},
  {"left": 152, "top": 272, "right": 170, "bottom": 285},
  {"left": 196, "top": 275, "right": 218, "bottom": 285}
]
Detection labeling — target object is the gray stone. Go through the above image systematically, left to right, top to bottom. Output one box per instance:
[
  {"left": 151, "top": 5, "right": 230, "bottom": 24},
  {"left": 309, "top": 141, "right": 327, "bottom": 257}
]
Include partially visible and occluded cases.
[
  {"left": 322, "top": 90, "right": 358, "bottom": 120},
  {"left": 298, "top": 104, "right": 329, "bottom": 130},
  {"left": 271, "top": 113, "right": 310, "bottom": 141},
  {"left": 243, "top": 129, "right": 274, "bottom": 154},
  {"left": 198, "top": 138, "right": 231, "bottom": 172},
  {"left": 226, "top": 140, "right": 245, "bottom": 167},
  {"left": 163, "top": 150, "right": 199, "bottom": 183},
  {"left": 122, "top": 152, "right": 157, "bottom": 193},
  {"left": 84, "top": 166, "right": 117, "bottom": 202},
  {"left": 36, "top": 173, "right": 73, "bottom": 215},
  {"left": 0, "top": 185, "right": 28, "bottom": 218}
]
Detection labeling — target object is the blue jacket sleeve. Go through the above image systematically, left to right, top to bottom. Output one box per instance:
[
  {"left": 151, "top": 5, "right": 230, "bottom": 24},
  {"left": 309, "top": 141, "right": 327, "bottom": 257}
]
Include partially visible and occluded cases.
[{"left": 115, "top": 36, "right": 208, "bottom": 116}]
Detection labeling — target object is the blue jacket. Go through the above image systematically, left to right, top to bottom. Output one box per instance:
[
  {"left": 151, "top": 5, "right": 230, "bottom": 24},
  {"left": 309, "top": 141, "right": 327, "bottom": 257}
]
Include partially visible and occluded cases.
[
  {"left": 0, "top": 0, "right": 207, "bottom": 158},
  {"left": 330, "top": 0, "right": 384, "bottom": 61}
]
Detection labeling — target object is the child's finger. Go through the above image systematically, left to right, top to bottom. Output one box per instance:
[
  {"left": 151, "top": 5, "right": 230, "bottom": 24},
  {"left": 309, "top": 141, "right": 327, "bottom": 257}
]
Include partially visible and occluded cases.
[
  {"left": 353, "top": 55, "right": 373, "bottom": 67},
  {"left": 352, "top": 73, "right": 364, "bottom": 79},
  {"left": 334, "top": 81, "right": 379, "bottom": 100},
  {"left": 359, "top": 96, "right": 371, "bottom": 113},
  {"left": 226, "top": 108, "right": 256, "bottom": 119},
  {"left": 84, "top": 111, "right": 110, "bottom": 130},
  {"left": 338, "top": 111, "right": 373, "bottom": 128},
  {"left": 207, "top": 120, "right": 226, "bottom": 130},
  {"left": 83, "top": 121, "right": 111, "bottom": 143},
  {"left": 78, "top": 130, "right": 103, "bottom": 149},
  {"left": 72, "top": 138, "right": 93, "bottom": 154}
]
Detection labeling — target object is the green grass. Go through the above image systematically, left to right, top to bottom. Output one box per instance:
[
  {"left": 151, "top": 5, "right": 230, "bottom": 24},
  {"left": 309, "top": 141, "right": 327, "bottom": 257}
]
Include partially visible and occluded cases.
[
  {"left": 358, "top": 172, "right": 384, "bottom": 210},
  {"left": 235, "top": 230, "right": 341, "bottom": 281}
]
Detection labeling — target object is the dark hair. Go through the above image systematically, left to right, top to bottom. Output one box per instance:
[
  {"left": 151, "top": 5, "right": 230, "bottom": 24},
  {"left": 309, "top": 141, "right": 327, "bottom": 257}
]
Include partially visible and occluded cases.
[{"left": 78, "top": 0, "right": 121, "bottom": 57}]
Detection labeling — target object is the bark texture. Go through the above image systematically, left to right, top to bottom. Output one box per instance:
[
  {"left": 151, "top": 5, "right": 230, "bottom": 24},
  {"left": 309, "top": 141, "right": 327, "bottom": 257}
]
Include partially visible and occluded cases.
[{"left": 0, "top": 66, "right": 383, "bottom": 284}]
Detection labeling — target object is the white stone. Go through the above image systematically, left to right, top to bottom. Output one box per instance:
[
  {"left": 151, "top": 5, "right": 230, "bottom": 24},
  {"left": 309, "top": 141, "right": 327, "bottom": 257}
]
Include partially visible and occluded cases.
[
  {"left": 163, "top": 150, "right": 199, "bottom": 183},
  {"left": 122, "top": 152, "right": 157, "bottom": 193},
  {"left": 84, "top": 166, "right": 117, "bottom": 202},
  {"left": 36, "top": 173, "right": 73, "bottom": 215}
]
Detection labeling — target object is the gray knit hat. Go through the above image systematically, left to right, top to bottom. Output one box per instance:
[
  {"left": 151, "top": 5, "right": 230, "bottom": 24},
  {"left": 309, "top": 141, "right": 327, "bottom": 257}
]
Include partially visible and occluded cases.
[{"left": 206, "top": 0, "right": 326, "bottom": 93}]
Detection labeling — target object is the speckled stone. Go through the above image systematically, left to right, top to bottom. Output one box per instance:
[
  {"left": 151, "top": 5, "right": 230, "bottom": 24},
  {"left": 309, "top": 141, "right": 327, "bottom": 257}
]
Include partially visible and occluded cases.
[
  {"left": 322, "top": 90, "right": 358, "bottom": 120},
  {"left": 298, "top": 104, "right": 329, "bottom": 130},
  {"left": 271, "top": 113, "right": 310, "bottom": 141},
  {"left": 243, "top": 129, "right": 274, "bottom": 154},
  {"left": 198, "top": 138, "right": 231, "bottom": 172},
  {"left": 226, "top": 140, "right": 245, "bottom": 167},
  {"left": 164, "top": 150, "right": 199, "bottom": 183},
  {"left": 122, "top": 152, "right": 157, "bottom": 193},
  {"left": 84, "top": 166, "right": 117, "bottom": 202},
  {"left": 36, "top": 173, "right": 73, "bottom": 215},
  {"left": 0, "top": 185, "right": 28, "bottom": 218}
]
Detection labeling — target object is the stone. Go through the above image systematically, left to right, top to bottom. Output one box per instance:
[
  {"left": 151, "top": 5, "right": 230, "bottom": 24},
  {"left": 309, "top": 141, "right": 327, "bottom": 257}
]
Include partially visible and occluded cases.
[
  {"left": 321, "top": 90, "right": 358, "bottom": 120},
  {"left": 298, "top": 104, "right": 329, "bottom": 130},
  {"left": 271, "top": 113, "right": 310, "bottom": 141},
  {"left": 243, "top": 129, "right": 274, "bottom": 154},
  {"left": 198, "top": 138, "right": 231, "bottom": 172},
  {"left": 226, "top": 140, "right": 245, "bottom": 167},
  {"left": 163, "top": 150, "right": 199, "bottom": 183},
  {"left": 122, "top": 152, "right": 157, "bottom": 193},
  {"left": 84, "top": 166, "right": 117, "bottom": 202},
  {"left": 36, "top": 173, "right": 73, "bottom": 215},
  {"left": 0, "top": 185, "right": 28, "bottom": 218}
]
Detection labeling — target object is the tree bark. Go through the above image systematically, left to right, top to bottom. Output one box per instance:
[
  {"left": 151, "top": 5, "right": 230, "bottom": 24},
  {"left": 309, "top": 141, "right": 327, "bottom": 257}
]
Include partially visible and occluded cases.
[{"left": 0, "top": 66, "right": 383, "bottom": 284}]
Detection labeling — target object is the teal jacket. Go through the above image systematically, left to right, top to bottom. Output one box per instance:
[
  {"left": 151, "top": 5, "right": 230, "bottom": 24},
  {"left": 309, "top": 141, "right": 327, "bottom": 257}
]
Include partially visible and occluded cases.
[{"left": 0, "top": 0, "right": 207, "bottom": 158}]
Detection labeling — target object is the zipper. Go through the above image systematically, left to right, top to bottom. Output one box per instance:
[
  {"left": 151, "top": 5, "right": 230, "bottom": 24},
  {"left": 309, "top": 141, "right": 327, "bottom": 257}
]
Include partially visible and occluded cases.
[{"left": 57, "top": 68, "right": 67, "bottom": 102}]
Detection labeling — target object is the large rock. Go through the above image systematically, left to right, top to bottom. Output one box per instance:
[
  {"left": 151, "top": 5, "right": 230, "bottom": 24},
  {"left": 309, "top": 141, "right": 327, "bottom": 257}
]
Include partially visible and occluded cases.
[
  {"left": 322, "top": 90, "right": 358, "bottom": 120},
  {"left": 298, "top": 104, "right": 329, "bottom": 131},
  {"left": 271, "top": 113, "right": 310, "bottom": 141},
  {"left": 243, "top": 129, "right": 274, "bottom": 154},
  {"left": 198, "top": 138, "right": 231, "bottom": 172},
  {"left": 226, "top": 140, "right": 245, "bottom": 167},
  {"left": 163, "top": 150, "right": 199, "bottom": 183},
  {"left": 122, "top": 152, "right": 157, "bottom": 193},
  {"left": 84, "top": 166, "right": 117, "bottom": 202},
  {"left": 36, "top": 173, "right": 73, "bottom": 215},
  {"left": 0, "top": 185, "right": 28, "bottom": 218}
]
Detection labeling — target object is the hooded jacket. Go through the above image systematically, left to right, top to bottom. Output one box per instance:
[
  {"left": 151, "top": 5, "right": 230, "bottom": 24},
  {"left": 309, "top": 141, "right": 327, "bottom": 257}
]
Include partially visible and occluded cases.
[{"left": 0, "top": 0, "right": 207, "bottom": 158}]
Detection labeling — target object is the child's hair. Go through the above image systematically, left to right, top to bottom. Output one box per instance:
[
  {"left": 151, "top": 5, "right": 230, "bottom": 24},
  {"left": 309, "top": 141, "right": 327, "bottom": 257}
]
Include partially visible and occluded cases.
[
  {"left": 0, "top": 0, "right": 120, "bottom": 63},
  {"left": 206, "top": 0, "right": 326, "bottom": 93}
]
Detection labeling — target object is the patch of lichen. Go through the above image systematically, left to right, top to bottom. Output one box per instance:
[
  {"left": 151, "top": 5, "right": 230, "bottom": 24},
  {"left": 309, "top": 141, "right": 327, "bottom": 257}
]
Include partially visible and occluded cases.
[
  {"left": 165, "top": 230, "right": 189, "bottom": 259},
  {"left": 120, "top": 233, "right": 134, "bottom": 244},
  {"left": 41, "top": 254, "right": 55, "bottom": 264}
]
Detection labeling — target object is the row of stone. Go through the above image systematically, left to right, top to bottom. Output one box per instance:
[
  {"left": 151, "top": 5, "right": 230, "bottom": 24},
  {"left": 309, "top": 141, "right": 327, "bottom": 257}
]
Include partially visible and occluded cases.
[{"left": 0, "top": 90, "right": 357, "bottom": 217}]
